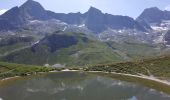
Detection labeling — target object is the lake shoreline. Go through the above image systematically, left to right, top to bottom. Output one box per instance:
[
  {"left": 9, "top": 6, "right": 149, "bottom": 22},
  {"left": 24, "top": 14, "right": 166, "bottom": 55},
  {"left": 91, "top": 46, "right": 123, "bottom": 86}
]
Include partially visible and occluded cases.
[
  {"left": 1, "top": 69, "right": 170, "bottom": 87},
  {"left": 87, "top": 71, "right": 170, "bottom": 86},
  {"left": 0, "top": 76, "right": 21, "bottom": 81}
]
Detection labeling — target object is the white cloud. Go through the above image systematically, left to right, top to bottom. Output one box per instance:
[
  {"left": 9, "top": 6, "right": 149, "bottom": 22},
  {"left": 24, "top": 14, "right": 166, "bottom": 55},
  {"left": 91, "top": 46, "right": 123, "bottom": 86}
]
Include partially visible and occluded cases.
[
  {"left": 165, "top": 5, "right": 170, "bottom": 11},
  {"left": 0, "top": 9, "right": 8, "bottom": 15}
]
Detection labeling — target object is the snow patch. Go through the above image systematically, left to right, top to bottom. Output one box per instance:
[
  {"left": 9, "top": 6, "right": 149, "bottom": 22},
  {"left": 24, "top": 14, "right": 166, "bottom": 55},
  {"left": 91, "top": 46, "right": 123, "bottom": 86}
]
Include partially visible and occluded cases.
[
  {"left": 29, "top": 20, "right": 42, "bottom": 23},
  {"left": 60, "top": 22, "right": 67, "bottom": 25},
  {"left": 78, "top": 24, "right": 85, "bottom": 28},
  {"left": 62, "top": 26, "right": 67, "bottom": 31},
  {"left": 151, "top": 26, "right": 168, "bottom": 31},
  {"left": 118, "top": 30, "right": 122, "bottom": 33},
  {"left": 145, "top": 32, "right": 149, "bottom": 35},
  {"left": 153, "top": 36, "right": 164, "bottom": 43},
  {"left": 32, "top": 41, "right": 40, "bottom": 45},
  {"left": 166, "top": 45, "right": 170, "bottom": 47}
]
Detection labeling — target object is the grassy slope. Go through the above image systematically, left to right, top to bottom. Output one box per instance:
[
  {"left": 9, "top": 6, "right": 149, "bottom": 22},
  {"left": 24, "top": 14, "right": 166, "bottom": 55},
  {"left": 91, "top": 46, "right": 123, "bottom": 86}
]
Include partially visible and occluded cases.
[
  {"left": 0, "top": 32, "right": 167, "bottom": 68},
  {"left": 1, "top": 33, "right": 124, "bottom": 66},
  {"left": 0, "top": 35, "right": 37, "bottom": 57},
  {"left": 48, "top": 39, "right": 123, "bottom": 67},
  {"left": 107, "top": 40, "right": 161, "bottom": 59},
  {"left": 0, "top": 43, "right": 30, "bottom": 56},
  {"left": 0, "top": 55, "right": 170, "bottom": 80},
  {"left": 0, "top": 55, "right": 170, "bottom": 81},
  {"left": 83, "top": 56, "right": 170, "bottom": 79},
  {"left": 0, "top": 62, "right": 56, "bottom": 79}
]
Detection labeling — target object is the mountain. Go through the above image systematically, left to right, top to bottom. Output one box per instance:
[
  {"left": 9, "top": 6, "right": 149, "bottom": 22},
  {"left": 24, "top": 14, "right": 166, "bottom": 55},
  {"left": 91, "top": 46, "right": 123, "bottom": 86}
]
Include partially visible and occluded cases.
[
  {"left": 0, "top": 0, "right": 150, "bottom": 33},
  {"left": 0, "top": 0, "right": 49, "bottom": 31},
  {"left": 0, "top": 0, "right": 168, "bottom": 67},
  {"left": 19, "top": 0, "right": 49, "bottom": 20},
  {"left": 47, "top": 6, "right": 149, "bottom": 33},
  {"left": 0, "top": 7, "right": 24, "bottom": 30},
  {"left": 82, "top": 7, "right": 106, "bottom": 33},
  {"left": 85, "top": 7, "right": 148, "bottom": 33},
  {"left": 136, "top": 7, "right": 170, "bottom": 45},
  {"left": 137, "top": 7, "right": 170, "bottom": 25}
]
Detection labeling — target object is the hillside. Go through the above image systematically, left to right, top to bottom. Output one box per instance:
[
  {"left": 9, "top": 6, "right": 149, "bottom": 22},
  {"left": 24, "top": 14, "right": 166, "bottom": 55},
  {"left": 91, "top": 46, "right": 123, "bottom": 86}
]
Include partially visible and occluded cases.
[
  {"left": 1, "top": 31, "right": 163, "bottom": 67},
  {"left": 0, "top": 32, "right": 124, "bottom": 66},
  {"left": 0, "top": 35, "right": 35, "bottom": 57},
  {"left": 84, "top": 56, "right": 170, "bottom": 79},
  {"left": 0, "top": 62, "right": 55, "bottom": 79}
]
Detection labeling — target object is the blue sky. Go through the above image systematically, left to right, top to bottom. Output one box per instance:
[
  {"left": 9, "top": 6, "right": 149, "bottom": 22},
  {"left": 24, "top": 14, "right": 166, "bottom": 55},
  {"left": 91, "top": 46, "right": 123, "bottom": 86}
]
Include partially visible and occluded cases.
[{"left": 1, "top": 0, "right": 170, "bottom": 18}]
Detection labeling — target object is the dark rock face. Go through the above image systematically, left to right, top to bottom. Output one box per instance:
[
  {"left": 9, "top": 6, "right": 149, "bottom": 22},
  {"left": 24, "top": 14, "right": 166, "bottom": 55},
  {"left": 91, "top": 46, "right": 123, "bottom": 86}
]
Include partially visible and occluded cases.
[
  {"left": 0, "top": 0, "right": 49, "bottom": 31},
  {"left": 20, "top": 0, "right": 49, "bottom": 20},
  {"left": 0, "top": 7, "right": 25, "bottom": 30},
  {"left": 0, "top": 7, "right": 24, "bottom": 24},
  {"left": 48, "top": 7, "right": 148, "bottom": 33},
  {"left": 84, "top": 7, "right": 106, "bottom": 33},
  {"left": 85, "top": 7, "right": 148, "bottom": 32},
  {"left": 137, "top": 7, "right": 170, "bottom": 24},
  {"left": 47, "top": 11, "right": 84, "bottom": 25},
  {"left": 104, "top": 14, "right": 147, "bottom": 31},
  {"left": 0, "top": 19, "right": 16, "bottom": 31},
  {"left": 137, "top": 19, "right": 152, "bottom": 30},
  {"left": 165, "top": 30, "right": 170, "bottom": 45},
  {"left": 32, "top": 34, "right": 78, "bottom": 52}
]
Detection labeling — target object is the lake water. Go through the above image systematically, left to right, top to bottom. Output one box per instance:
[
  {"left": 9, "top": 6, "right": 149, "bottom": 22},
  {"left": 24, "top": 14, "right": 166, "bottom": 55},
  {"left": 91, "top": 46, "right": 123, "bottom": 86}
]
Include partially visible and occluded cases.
[{"left": 0, "top": 72, "right": 170, "bottom": 100}]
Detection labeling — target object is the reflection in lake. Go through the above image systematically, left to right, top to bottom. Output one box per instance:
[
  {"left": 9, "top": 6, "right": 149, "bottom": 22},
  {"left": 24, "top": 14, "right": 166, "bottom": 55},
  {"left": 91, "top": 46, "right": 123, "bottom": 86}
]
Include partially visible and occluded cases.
[{"left": 0, "top": 72, "right": 170, "bottom": 100}]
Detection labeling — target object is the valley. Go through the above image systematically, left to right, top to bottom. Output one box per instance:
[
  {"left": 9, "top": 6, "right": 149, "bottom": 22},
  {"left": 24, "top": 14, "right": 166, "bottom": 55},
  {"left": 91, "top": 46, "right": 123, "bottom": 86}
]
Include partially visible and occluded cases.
[{"left": 1, "top": 0, "right": 170, "bottom": 99}]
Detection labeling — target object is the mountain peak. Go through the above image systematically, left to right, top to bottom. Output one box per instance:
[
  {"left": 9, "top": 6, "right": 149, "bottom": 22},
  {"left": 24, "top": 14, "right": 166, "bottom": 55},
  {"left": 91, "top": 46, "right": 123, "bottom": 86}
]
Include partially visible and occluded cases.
[
  {"left": 19, "top": 0, "right": 49, "bottom": 20},
  {"left": 21, "top": 0, "right": 43, "bottom": 9},
  {"left": 23, "top": 0, "right": 39, "bottom": 5},
  {"left": 26, "top": 0, "right": 34, "bottom": 2},
  {"left": 87, "top": 6, "right": 102, "bottom": 13},
  {"left": 136, "top": 7, "right": 164, "bottom": 24},
  {"left": 144, "top": 7, "right": 161, "bottom": 12}
]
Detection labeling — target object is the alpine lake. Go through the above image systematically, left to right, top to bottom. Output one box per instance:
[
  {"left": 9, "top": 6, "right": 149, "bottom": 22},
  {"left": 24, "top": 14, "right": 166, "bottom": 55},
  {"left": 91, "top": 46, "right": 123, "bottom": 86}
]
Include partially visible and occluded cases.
[{"left": 0, "top": 71, "right": 170, "bottom": 100}]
